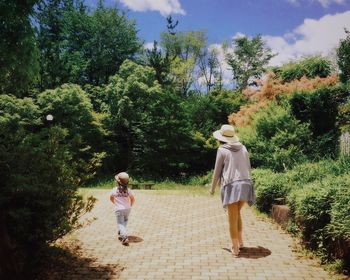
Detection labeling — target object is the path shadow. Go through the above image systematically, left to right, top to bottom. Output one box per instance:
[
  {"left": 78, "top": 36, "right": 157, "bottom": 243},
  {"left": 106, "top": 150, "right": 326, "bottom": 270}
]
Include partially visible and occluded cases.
[
  {"left": 128, "top": 235, "right": 143, "bottom": 243},
  {"left": 32, "top": 240, "right": 124, "bottom": 280},
  {"left": 223, "top": 246, "right": 271, "bottom": 259}
]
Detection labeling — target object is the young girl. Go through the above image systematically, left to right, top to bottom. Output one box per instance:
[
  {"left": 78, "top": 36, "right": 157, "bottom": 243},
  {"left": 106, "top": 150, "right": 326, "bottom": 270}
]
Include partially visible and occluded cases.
[{"left": 110, "top": 172, "right": 135, "bottom": 246}]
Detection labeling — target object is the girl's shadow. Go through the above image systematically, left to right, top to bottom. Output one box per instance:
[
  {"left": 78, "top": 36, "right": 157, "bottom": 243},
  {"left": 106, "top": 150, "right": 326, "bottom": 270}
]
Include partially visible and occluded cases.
[
  {"left": 128, "top": 236, "right": 143, "bottom": 243},
  {"left": 223, "top": 246, "right": 271, "bottom": 259}
]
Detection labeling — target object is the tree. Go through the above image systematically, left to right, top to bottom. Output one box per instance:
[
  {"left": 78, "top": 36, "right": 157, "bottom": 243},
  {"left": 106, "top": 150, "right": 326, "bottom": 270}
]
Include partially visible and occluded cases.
[
  {"left": 0, "top": 0, "right": 40, "bottom": 96},
  {"left": 36, "top": 0, "right": 142, "bottom": 89},
  {"left": 337, "top": 29, "right": 350, "bottom": 83},
  {"left": 161, "top": 30, "right": 207, "bottom": 95},
  {"left": 225, "top": 34, "right": 275, "bottom": 90},
  {"left": 145, "top": 41, "right": 172, "bottom": 86},
  {"left": 197, "top": 46, "right": 222, "bottom": 93},
  {"left": 104, "top": 60, "right": 194, "bottom": 176},
  {"left": 37, "top": 84, "right": 106, "bottom": 183}
]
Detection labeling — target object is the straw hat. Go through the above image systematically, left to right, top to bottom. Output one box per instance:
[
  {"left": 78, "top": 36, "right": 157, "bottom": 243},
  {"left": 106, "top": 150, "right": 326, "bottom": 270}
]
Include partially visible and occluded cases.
[
  {"left": 213, "top": 124, "right": 239, "bottom": 143},
  {"left": 115, "top": 172, "right": 129, "bottom": 185}
]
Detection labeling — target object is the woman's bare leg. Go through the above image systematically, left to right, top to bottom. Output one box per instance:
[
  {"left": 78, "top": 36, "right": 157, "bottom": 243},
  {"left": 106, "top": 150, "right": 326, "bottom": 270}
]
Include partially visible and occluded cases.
[
  {"left": 238, "top": 201, "right": 245, "bottom": 247},
  {"left": 227, "top": 202, "right": 240, "bottom": 255}
]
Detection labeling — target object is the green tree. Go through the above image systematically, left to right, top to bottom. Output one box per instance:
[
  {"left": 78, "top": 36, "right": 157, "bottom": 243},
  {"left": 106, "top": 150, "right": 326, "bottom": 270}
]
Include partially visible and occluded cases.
[
  {"left": 0, "top": 0, "right": 40, "bottom": 96},
  {"left": 36, "top": 0, "right": 142, "bottom": 89},
  {"left": 36, "top": 0, "right": 73, "bottom": 89},
  {"left": 85, "top": 3, "right": 142, "bottom": 85},
  {"left": 337, "top": 29, "right": 350, "bottom": 83},
  {"left": 161, "top": 30, "right": 207, "bottom": 95},
  {"left": 225, "top": 34, "right": 275, "bottom": 90},
  {"left": 144, "top": 41, "right": 172, "bottom": 86},
  {"left": 198, "top": 47, "right": 222, "bottom": 93},
  {"left": 104, "top": 60, "right": 195, "bottom": 176},
  {"left": 37, "top": 84, "right": 106, "bottom": 183},
  {"left": 289, "top": 85, "right": 349, "bottom": 158}
]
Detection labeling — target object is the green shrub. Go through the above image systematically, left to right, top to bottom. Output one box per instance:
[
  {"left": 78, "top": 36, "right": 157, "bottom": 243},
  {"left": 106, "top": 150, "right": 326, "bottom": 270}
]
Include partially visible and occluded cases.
[
  {"left": 337, "top": 29, "right": 350, "bottom": 83},
  {"left": 272, "top": 56, "right": 333, "bottom": 83},
  {"left": 37, "top": 84, "right": 106, "bottom": 183},
  {"left": 289, "top": 84, "right": 349, "bottom": 158},
  {"left": 0, "top": 94, "right": 96, "bottom": 277},
  {"left": 241, "top": 102, "right": 311, "bottom": 171},
  {"left": 252, "top": 169, "right": 292, "bottom": 213},
  {"left": 288, "top": 173, "right": 350, "bottom": 265}
]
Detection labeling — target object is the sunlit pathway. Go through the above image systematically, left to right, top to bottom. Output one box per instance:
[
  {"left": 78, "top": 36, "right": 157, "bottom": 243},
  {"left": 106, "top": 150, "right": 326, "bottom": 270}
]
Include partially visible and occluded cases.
[{"left": 61, "top": 189, "right": 334, "bottom": 280}]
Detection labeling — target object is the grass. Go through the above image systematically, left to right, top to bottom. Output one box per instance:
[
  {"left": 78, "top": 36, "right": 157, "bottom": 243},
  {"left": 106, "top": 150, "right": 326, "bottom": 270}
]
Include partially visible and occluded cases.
[{"left": 81, "top": 175, "right": 213, "bottom": 196}]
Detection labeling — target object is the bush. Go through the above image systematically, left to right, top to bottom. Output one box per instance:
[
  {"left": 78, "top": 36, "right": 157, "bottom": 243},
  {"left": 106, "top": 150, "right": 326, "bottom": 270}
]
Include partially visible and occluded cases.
[
  {"left": 272, "top": 56, "right": 333, "bottom": 83},
  {"left": 37, "top": 84, "right": 106, "bottom": 183},
  {"left": 289, "top": 84, "right": 349, "bottom": 158},
  {"left": 0, "top": 94, "right": 96, "bottom": 278},
  {"left": 240, "top": 101, "right": 310, "bottom": 171},
  {"left": 253, "top": 158, "right": 350, "bottom": 268},
  {"left": 252, "top": 169, "right": 292, "bottom": 213},
  {"left": 289, "top": 174, "right": 350, "bottom": 262}
]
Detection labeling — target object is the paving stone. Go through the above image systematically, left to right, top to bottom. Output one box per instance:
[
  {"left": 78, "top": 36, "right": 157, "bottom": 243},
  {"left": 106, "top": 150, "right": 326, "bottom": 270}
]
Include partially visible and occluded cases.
[{"left": 58, "top": 189, "right": 336, "bottom": 280}]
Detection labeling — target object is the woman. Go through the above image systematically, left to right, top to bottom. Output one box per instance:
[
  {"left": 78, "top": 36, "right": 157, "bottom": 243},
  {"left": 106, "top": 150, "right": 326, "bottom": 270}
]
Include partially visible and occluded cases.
[{"left": 210, "top": 124, "right": 255, "bottom": 257}]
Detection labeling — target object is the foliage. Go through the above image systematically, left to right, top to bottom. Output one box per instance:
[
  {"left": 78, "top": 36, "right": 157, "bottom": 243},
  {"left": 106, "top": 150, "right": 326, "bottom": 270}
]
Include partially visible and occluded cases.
[
  {"left": 0, "top": 0, "right": 40, "bottom": 96},
  {"left": 36, "top": 0, "right": 142, "bottom": 89},
  {"left": 337, "top": 29, "right": 350, "bottom": 83},
  {"left": 161, "top": 30, "right": 207, "bottom": 95},
  {"left": 225, "top": 34, "right": 275, "bottom": 90},
  {"left": 144, "top": 40, "right": 172, "bottom": 86},
  {"left": 197, "top": 46, "right": 223, "bottom": 93},
  {"left": 271, "top": 56, "right": 333, "bottom": 83},
  {"left": 103, "top": 60, "right": 196, "bottom": 176},
  {"left": 230, "top": 74, "right": 338, "bottom": 126},
  {"left": 37, "top": 84, "right": 106, "bottom": 183},
  {"left": 289, "top": 84, "right": 349, "bottom": 158},
  {"left": 186, "top": 89, "right": 246, "bottom": 138},
  {"left": 0, "top": 94, "right": 96, "bottom": 277},
  {"left": 338, "top": 96, "right": 350, "bottom": 133},
  {"left": 240, "top": 102, "right": 310, "bottom": 171},
  {"left": 252, "top": 158, "right": 350, "bottom": 272},
  {"left": 252, "top": 169, "right": 291, "bottom": 212},
  {"left": 289, "top": 174, "right": 350, "bottom": 264}
]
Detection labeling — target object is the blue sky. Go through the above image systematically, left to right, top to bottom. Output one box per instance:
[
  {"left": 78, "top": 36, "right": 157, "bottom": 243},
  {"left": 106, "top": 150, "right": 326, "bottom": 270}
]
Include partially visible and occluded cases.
[{"left": 87, "top": 0, "right": 350, "bottom": 68}]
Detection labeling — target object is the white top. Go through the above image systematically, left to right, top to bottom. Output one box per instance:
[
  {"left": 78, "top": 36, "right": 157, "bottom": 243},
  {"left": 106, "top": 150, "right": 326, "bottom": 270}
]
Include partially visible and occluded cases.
[{"left": 110, "top": 186, "right": 134, "bottom": 211}]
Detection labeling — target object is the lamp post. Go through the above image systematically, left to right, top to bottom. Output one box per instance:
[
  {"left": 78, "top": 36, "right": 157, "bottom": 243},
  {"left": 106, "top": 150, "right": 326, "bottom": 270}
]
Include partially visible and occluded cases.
[
  {"left": 46, "top": 114, "right": 54, "bottom": 155},
  {"left": 46, "top": 114, "right": 54, "bottom": 122}
]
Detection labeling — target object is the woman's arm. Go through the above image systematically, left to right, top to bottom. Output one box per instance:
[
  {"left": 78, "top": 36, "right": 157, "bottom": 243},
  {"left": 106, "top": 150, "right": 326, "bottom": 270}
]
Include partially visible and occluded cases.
[
  {"left": 210, "top": 149, "right": 224, "bottom": 194},
  {"left": 109, "top": 194, "right": 115, "bottom": 204}
]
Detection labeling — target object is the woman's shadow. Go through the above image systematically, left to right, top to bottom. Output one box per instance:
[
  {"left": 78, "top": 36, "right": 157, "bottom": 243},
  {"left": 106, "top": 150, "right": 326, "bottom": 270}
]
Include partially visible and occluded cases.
[{"left": 223, "top": 246, "right": 271, "bottom": 259}]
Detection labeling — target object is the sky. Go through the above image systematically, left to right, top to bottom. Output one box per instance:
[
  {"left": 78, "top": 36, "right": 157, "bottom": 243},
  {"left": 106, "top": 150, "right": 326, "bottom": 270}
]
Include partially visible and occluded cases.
[{"left": 86, "top": 0, "right": 350, "bottom": 83}]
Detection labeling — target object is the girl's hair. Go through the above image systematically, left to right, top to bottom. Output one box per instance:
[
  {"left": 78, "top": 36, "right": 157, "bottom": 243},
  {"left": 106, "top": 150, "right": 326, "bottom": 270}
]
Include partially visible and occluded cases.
[{"left": 117, "top": 183, "right": 128, "bottom": 193}]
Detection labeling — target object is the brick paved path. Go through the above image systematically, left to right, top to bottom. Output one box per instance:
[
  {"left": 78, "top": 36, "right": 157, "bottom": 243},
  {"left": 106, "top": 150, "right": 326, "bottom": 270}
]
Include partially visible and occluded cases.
[{"left": 62, "top": 189, "right": 334, "bottom": 280}]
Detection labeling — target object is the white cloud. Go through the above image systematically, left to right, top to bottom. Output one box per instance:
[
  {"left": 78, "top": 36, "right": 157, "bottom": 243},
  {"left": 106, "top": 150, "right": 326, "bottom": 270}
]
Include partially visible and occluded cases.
[
  {"left": 120, "top": 0, "right": 185, "bottom": 16},
  {"left": 287, "top": 0, "right": 346, "bottom": 8},
  {"left": 263, "top": 10, "right": 350, "bottom": 65},
  {"left": 144, "top": 42, "right": 155, "bottom": 50}
]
